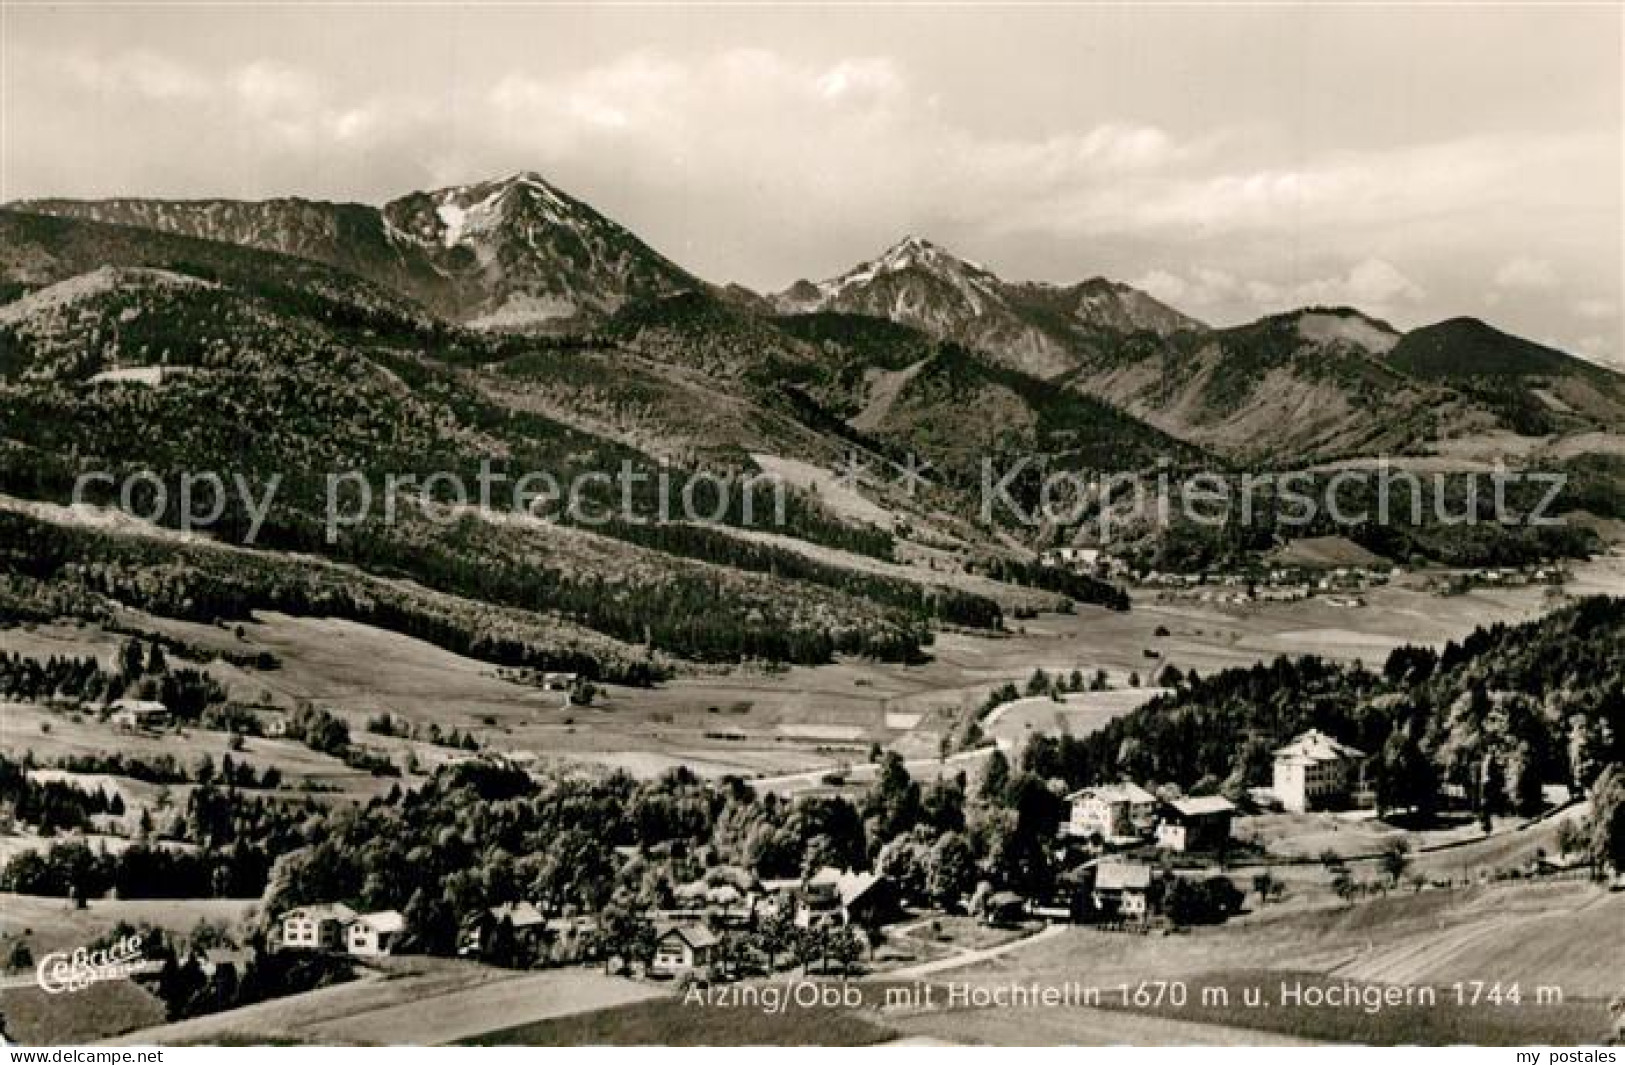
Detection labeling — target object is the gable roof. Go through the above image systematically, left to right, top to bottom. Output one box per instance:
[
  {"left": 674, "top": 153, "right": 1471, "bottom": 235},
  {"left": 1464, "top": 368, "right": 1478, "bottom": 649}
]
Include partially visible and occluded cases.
[
  {"left": 111, "top": 698, "right": 168, "bottom": 715},
  {"left": 1274, "top": 729, "right": 1364, "bottom": 763},
  {"left": 1066, "top": 781, "right": 1156, "bottom": 805},
  {"left": 1168, "top": 795, "right": 1235, "bottom": 817},
  {"left": 1094, "top": 861, "right": 1153, "bottom": 892},
  {"left": 806, "top": 866, "right": 844, "bottom": 890},
  {"left": 835, "top": 870, "right": 886, "bottom": 907},
  {"left": 487, "top": 901, "right": 546, "bottom": 929},
  {"left": 286, "top": 903, "right": 357, "bottom": 923},
  {"left": 353, "top": 909, "right": 404, "bottom": 933},
  {"left": 658, "top": 924, "right": 720, "bottom": 950}
]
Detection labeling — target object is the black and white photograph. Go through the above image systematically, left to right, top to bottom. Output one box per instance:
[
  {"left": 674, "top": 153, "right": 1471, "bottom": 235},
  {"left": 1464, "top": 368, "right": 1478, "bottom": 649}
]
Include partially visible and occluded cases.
[{"left": 0, "top": 0, "right": 1622, "bottom": 1050}]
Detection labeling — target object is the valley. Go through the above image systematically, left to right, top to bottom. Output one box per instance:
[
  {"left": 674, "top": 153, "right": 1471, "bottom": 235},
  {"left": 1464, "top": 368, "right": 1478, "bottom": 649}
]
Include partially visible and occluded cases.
[{"left": 2, "top": 167, "right": 1623, "bottom": 1048}]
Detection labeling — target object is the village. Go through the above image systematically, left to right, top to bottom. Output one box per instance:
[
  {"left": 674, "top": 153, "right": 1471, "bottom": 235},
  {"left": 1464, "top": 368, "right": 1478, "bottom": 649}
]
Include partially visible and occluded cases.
[{"left": 260, "top": 726, "right": 1376, "bottom": 986}]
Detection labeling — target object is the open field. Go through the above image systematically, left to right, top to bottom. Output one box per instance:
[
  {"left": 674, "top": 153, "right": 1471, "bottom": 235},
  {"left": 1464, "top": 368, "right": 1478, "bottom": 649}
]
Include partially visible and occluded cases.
[
  {"left": 1271, "top": 536, "right": 1389, "bottom": 569},
  {"left": 5, "top": 554, "right": 1619, "bottom": 793},
  {"left": 981, "top": 689, "right": 1164, "bottom": 748},
  {"left": 0, "top": 700, "right": 391, "bottom": 801},
  {"left": 1236, "top": 809, "right": 1492, "bottom": 861},
  {"left": 889, "top": 878, "right": 1623, "bottom": 1045},
  {"left": 0, "top": 892, "right": 257, "bottom": 971},
  {"left": 101, "top": 959, "right": 662, "bottom": 1046},
  {"left": 1089, "top": 969, "right": 1609, "bottom": 1046},
  {"left": 1, "top": 979, "right": 168, "bottom": 1045},
  {"left": 466, "top": 989, "right": 894, "bottom": 1047},
  {"left": 883, "top": 1001, "right": 1323, "bottom": 1046}
]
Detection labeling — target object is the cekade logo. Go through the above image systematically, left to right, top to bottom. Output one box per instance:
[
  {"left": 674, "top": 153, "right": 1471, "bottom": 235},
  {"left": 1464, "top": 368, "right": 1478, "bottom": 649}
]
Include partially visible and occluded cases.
[{"left": 35, "top": 934, "right": 147, "bottom": 994}]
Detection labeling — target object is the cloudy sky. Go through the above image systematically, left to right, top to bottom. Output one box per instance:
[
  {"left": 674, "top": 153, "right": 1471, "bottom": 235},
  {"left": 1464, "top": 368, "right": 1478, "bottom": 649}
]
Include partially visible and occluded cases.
[{"left": 3, "top": 4, "right": 1620, "bottom": 363}]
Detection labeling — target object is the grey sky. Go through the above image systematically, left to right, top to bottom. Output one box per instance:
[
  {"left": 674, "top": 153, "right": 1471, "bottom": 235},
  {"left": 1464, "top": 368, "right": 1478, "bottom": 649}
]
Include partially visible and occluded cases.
[{"left": 3, "top": 3, "right": 1620, "bottom": 363}]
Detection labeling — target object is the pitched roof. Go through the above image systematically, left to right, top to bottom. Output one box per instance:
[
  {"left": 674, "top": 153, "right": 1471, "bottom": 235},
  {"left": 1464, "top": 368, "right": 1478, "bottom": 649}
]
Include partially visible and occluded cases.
[
  {"left": 111, "top": 698, "right": 168, "bottom": 714},
  {"left": 1274, "top": 729, "right": 1364, "bottom": 763},
  {"left": 1066, "top": 781, "right": 1156, "bottom": 804},
  {"left": 1168, "top": 795, "right": 1236, "bottom": 817},
  {"left": 1094, "top": 861, "right": 1153, "bottom": 892},
  {"left": 806, "top": 866, "right": 844, "bottom": 890},
  {"left": 835, "top": 871, "right": 885, "bottom": 907},
  {"left": 487, "top": 901, "right": 546, "bottom": 928},
  {"left": 287, "top": 903, "right": 357, "bottom": 923},
  {"left": 353, "top": 909, "right": 405, "bottom": 933},
  {"left": 658, "top": 924, "right": 720, "bottom": 949}
]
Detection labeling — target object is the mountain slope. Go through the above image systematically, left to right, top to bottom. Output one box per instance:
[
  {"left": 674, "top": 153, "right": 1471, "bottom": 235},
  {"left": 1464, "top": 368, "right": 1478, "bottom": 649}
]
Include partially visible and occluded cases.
[
  {"left": 12, "top": 172, "right": 699, "bottom": 331},
  {"left": 773, "top": 236, "right": 1202, "bottom": 379},
  {"left": 1066, "top": 307, "right": 1469, "bottom": 462},
  {"left": 776, "top": 311, "right": 1203, "bottom": 476},
  {"left": 1388, "top": 318, "right": 1625, "bottom": 435}
]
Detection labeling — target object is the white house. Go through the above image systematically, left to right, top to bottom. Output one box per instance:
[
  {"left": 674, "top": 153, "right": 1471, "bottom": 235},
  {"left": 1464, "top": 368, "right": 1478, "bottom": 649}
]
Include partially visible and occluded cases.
[
  {"left": 1042, "top": 546, "right": 1101, "bottom": 570},
  {"left": 109, "top": 698, "right": 170, "bottom": 731},
  {"left": 1272, "top": 729, "right": 1366, "bottom": 812},
  {"left": 1065, "top": 782, "right": 1158, "bottom": 843},
  {"left": 1156, "top": 795, "right": 1236, "bottom": 852},
  {"left": 1091, "top": 860, "right": 1154, "bottom": 921},
  {"left": 280, "top": 903, "right": 357, "bottom": 951},
  {"left": 346, "top": 910, "right": 404, "bottom": 957},
  {"left": 650, "top": 924, "right": 719, "bottom": 977}
]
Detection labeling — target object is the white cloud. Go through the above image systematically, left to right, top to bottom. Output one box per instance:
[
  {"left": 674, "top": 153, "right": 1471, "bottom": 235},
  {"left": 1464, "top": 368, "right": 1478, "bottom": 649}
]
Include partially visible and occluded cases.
[
  {"left": 6, "top": 42, "right": 1617, "bottom": 350},
  {"left": 59, "top": 49, "right": 209, "bottom": 100},
  {"left": 1493, "top": 256, "right": 1560, "bottom": 291},
  {"left": 1143, "top": 258, "right": 1424, "bottom": 324},
  {"left": 1344, "top": 258, "right": 1426, "bottom": 306},
  {"left": 1134, "top": 266, "right": 1242, "bottom": 312}
]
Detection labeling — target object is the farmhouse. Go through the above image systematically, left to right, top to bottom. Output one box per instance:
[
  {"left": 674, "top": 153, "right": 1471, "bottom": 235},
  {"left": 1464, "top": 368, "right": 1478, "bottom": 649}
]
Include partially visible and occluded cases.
[
  {"left": 1042, "top": 546, "right": 1101, "bottom": 570},
  {"left": 109, "top": 698, "right": 170, "bottom": 731},
  {"left": 1272, "top": 729, "right": 1367, "bottom": 812},
  {"left": 1065, "top": 781, "right": 1158, "bottom": 843},
  {"left": 1156, "top": 795, "right": 1235, "bottom": 853},
  {"left": 1091, "top": 860, "right": 1154, "bottom": 922},
  {"left": 791, "top": 868, "right": 899, "bottom": 929},
  {"left": 835, "top": 870, "right": 899, "bottom": 928},
  {"left": 980, "top": 890, "right": 1028, "bottom": 926},
  {"left": 462, "top": 901, "right": 548, "bottom": 957},
  {"left": 280, "top": 903, "right": 357, "bottom": 951},
  {"left": 346, "top": 909, "right": 405, "bottom": 957},
  {"left": 650, "top": 924, "right": 719, "bottom": 977},
  {"left": 195, "top": 947, "right": 251, "bottom": 978}
]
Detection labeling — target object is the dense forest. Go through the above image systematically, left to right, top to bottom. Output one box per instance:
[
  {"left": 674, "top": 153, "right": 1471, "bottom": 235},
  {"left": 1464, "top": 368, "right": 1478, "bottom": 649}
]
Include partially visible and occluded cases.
[{"left": 1022, "top": 596, "right": 1625, "bottom": 819}]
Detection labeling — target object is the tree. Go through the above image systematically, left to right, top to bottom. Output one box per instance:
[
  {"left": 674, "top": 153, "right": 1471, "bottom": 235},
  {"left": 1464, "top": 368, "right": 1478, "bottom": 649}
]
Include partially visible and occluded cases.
[
  {"left": 117, "top": 641, "right": 145, "bottom": 682},
  {"left": 1374, "top": 729, "right": 1437, "bottom": 822},
  {"left": 980, "top": 750, "right": 1010, "bottom": 805},
  {"left": 863, "top": 752, "right": 922, "bottom": 845},
  {"left": 1585, "top": 763, "right": 1625, "bottom": 877},
  {"left": 925, "top": 832, "right": 977, "bottom": 908},
  {"left": 1379, "top": 838, "right": 1411, "bottom": 887},
  {"left": 402, "top": 888, "right": 457, "bottom": 956},
  {"left": 753, "top": 908, "right": 795, "bottom": 973},
  {"left": 483, "top": 915, "right": 517, "bottom": 969},
  {"left": 828, "top": 926, "right": 864, "bottom": 977},
  {"left": 5, "top": 940, "right": 33, "bottom": 973}
]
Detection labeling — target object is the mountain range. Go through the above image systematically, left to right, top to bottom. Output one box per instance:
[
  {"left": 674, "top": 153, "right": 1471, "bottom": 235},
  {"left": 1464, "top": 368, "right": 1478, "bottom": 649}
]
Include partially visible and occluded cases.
[
  {"left": 2, "top": 170, "right": 1623, "bottom": 672},
  {"left": 19, "top": 171, "right": 1621, "bottom": 465}
]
